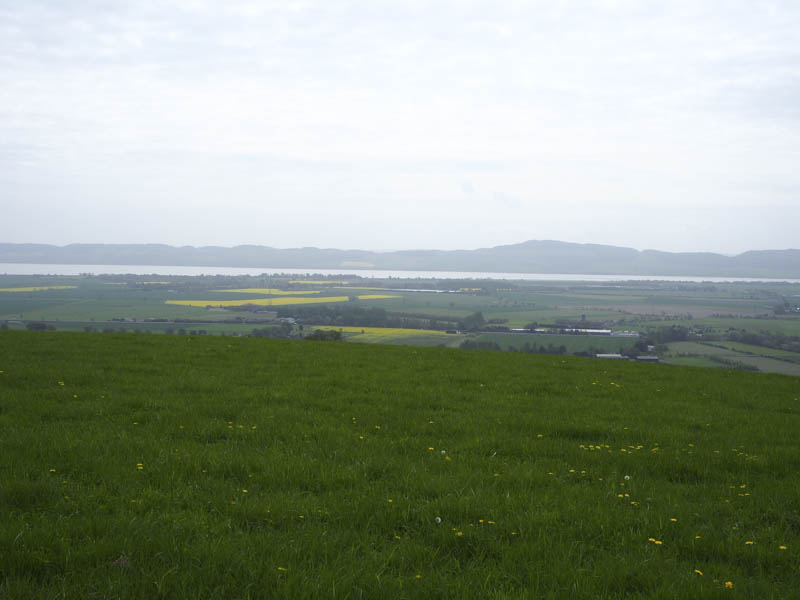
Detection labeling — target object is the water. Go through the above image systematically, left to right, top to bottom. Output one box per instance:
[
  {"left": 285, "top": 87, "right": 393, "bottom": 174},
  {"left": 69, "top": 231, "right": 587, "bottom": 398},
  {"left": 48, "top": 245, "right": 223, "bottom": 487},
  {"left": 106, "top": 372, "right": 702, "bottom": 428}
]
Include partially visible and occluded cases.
[{"left": 2, "top": 263, "right": 799, "bottom": 283}]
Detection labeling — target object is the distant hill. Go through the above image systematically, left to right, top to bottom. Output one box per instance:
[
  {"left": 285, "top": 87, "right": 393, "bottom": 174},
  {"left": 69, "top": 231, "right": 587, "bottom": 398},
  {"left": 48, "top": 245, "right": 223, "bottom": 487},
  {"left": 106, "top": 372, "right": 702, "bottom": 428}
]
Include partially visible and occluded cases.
[{"left": 0, "top": 240, "right": 798, "bottom": 278}]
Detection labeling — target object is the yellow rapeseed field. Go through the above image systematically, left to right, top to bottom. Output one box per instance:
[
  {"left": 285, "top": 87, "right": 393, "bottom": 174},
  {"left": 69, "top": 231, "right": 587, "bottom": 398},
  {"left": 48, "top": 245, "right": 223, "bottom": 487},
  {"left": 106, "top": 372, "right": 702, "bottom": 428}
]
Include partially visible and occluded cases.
[
  {"left": 288, "top": 280, "right": 351, "bottom": 285},
  {"left": 0, "top": 286, "right": 77, "bottom": 292},
  {"left": 211, "top": 288, "right": 320, "bottom": 295},
  {"left": 165, "top": 294, "right": 399, "bottom": 308},
  {"left": 310, "top": 325, "right": 456, "bottom": 343}
]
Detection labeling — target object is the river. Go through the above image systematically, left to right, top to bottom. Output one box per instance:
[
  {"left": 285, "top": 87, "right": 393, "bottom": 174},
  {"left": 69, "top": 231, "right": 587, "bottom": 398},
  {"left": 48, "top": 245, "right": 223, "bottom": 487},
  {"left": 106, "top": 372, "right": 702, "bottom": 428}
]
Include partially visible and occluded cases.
[{"left": 1, "top": 263, "right": 798, "bottom": 283}]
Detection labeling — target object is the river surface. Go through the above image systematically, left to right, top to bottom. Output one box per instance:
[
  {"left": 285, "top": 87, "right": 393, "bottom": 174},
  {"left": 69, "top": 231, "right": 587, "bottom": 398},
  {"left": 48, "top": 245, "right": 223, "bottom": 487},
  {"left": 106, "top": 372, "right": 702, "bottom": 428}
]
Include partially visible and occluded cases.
[{"left": 2, "top": 263, "right": 799, "bottom": 283}]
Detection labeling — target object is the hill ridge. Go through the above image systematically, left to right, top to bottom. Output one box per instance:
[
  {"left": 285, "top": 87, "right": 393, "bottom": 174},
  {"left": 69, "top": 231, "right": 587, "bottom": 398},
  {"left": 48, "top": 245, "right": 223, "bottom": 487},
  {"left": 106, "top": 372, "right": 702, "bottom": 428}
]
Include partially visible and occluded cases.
[{"left": 0, "top": 240, "right": 798, "bottom": 278}]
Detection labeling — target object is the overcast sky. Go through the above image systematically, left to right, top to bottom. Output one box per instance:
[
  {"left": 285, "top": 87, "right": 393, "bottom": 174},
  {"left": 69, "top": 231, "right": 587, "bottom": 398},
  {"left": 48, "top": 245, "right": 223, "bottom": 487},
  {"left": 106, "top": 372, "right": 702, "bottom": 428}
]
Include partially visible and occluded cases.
[{"left": 1, "top": 1, "right": 799, "bottom": 254}]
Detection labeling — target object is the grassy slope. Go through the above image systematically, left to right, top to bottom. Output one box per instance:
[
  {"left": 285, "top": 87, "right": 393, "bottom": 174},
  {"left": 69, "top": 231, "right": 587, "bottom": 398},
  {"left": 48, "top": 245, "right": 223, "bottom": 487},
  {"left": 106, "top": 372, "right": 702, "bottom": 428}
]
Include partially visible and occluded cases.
[{"left": 1, "top": 332, "right": 799, "bottom": 599}]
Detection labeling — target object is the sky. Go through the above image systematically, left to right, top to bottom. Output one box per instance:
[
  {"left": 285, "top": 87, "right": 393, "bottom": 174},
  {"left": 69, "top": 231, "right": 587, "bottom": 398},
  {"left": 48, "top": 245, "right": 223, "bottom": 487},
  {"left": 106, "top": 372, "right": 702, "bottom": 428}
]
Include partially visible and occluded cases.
[{"left": 1, "top": 0, "right": 799, "bottom": 254}]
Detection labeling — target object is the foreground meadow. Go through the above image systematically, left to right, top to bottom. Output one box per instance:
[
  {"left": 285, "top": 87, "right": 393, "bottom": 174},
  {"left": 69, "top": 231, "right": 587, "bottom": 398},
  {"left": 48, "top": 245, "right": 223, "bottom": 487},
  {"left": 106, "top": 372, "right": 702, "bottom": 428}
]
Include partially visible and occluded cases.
[{"left": 1, "top": 331, "right": 798, "bottom": 599}]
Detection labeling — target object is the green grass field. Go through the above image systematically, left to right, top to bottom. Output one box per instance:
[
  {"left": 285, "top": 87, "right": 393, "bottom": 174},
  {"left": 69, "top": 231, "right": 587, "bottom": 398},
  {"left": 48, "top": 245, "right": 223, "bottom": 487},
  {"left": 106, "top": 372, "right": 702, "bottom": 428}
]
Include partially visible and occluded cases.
[{"left": 1, "top": 331, "right": 799, "bottom": 598}]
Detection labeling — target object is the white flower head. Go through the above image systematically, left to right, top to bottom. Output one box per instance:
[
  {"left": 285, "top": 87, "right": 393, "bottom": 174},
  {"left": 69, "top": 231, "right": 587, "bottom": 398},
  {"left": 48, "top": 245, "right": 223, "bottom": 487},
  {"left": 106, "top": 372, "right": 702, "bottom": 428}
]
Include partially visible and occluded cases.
[
  {"left": 441, "top": 450, "right": 447, "bottom": 455},
  {"left": 624, "top": 475, "right": 631, "bottom": 481},
  {"left": 434, "top": 516, "right": 442, "bottom": 524}
]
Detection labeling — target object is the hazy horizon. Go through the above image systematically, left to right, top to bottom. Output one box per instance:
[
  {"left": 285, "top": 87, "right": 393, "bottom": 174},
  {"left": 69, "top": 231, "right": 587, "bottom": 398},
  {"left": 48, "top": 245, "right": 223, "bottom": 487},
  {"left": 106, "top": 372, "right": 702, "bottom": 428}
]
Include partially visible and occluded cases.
[
  {"left": 2, "top": 1, "right": 799, "bottom": 254},
  {"left": 3, "top": 237, "right": 798, "bottom": 257}
]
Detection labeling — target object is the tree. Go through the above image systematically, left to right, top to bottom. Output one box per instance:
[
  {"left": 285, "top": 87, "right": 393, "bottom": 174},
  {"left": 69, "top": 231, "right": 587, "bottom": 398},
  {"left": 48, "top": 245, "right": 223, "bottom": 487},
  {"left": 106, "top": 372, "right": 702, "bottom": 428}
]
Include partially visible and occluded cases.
[{"left": 457, "top": 312, "right": 486, "bottom": 332}]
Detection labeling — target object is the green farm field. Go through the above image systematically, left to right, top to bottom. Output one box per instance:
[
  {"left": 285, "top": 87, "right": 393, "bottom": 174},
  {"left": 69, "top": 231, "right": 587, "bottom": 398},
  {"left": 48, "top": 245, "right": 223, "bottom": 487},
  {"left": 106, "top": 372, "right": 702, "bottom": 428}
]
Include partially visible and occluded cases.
[
  {"left": 3, "top": 274, "right": 800, "bottom": 374},
  {"left": 1, "top": 331, "right": 799, "bottom": 598},
  {"left": 472, "top": 333, "right": 637, "bottom": 354},
  {"left": 709, "top": 341, "right": 800, "bottom": 364},
  {"left": 664, "top": 342, "right": 800, "bottom": 377}
]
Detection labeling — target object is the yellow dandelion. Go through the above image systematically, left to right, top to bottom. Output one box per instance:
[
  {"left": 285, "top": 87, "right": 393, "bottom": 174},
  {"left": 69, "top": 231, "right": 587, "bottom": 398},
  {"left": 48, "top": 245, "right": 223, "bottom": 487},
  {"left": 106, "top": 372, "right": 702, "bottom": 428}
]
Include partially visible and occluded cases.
[
  {"left": 428, "top": 447, "right": 434, "bottom": 451},
  {"left": 49, "top": 468, "right": 55, "bottom": 473},
  {"left": 241, "top": 489, "right": 248, "bottom": 493},
  {"left": 387, "top": 498, "right": 393, "bottom": 503},
  {"left": 670, "top": 518, "right": 677, "bottom": 522},
  {"left": 456, "top": 531, "right": 463, "bottom": 537},
  {"left": 695, "top": 535, "right": 701, "bottom": 539},
  {"left": 648, "top": 538, "right": 656, "bottom": 542},
  {"left": 745, "top": 540, "right": 754, "bottom": 545},
  {"left": 779, "top": 545, "right": 787, "bottom": 550},
  {"left": 277, "top": 567, "right": 287, "bottom": 572},
  {"left": 694, "top": 569, "right": 703, "bottom": 576},
  {"left": 415, "top": 574, "right": 422, "bottom": 579},
  {"left": 724, "top": 581, "right": 733, "bottom": 589}
]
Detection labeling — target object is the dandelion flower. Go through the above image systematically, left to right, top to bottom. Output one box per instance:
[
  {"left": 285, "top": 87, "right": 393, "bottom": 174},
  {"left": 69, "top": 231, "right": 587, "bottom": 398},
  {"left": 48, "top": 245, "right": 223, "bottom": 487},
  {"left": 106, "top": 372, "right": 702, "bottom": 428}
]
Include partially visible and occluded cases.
[
  {"left": 624, "top": 475, "right": 630, "bottom": 481},
  {"left": 387, "top": 498, "right": 393, "bottom": 503},
  {"left": 434, "top": 517, "right": 442, "bottom": 524},
  {"left": 670, "top": 518, "right": 677, "bottom": 522},
  {"left": 745, "top": 540, "right": 753, "bottom": 545},
  {"left": 779, "top": 545, "right": 787, "bottom": 550},
  {"left": 694, "top": 569, "right": 703, "bottom": 576},
  {"left": 415, "top": 574, "right": 422, "bottom": 579},
  {"left": 725, "top": 581, "right": 733, "bottom": 589}
]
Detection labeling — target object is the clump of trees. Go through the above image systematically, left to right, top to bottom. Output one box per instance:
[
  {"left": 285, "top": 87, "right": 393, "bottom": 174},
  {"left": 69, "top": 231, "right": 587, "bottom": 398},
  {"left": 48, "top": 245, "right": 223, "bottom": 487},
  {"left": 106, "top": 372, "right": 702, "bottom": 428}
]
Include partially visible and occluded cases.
[
  {"left": 457, "top": 312, "right": 486, "bottom": 332},
  {"left": 304, "top": 329, "right": 343, "bottom": 342}
]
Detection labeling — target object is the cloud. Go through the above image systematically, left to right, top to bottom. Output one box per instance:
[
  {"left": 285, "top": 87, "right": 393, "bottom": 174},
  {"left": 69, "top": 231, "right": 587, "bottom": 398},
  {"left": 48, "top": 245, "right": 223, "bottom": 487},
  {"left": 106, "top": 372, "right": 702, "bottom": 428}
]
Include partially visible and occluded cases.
[{"left": 0, "top": 1, "right": 799, "bottom": 252}]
